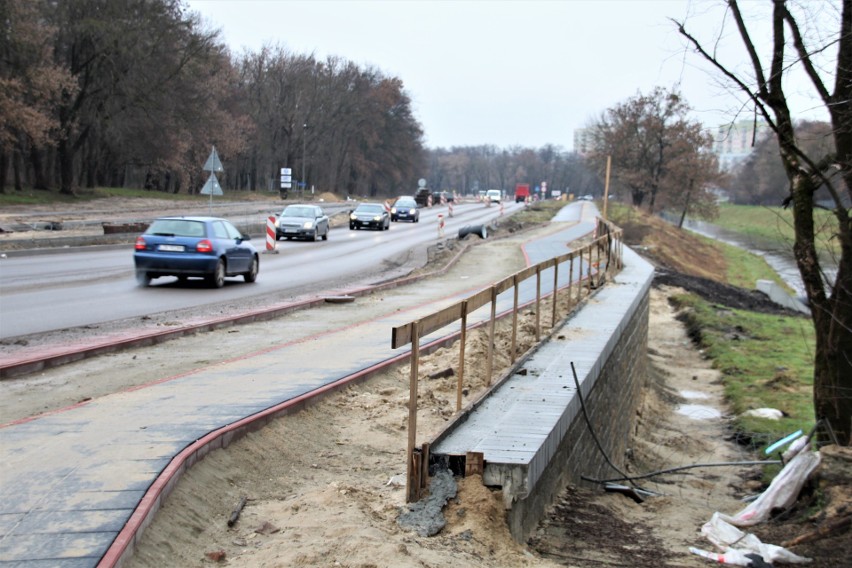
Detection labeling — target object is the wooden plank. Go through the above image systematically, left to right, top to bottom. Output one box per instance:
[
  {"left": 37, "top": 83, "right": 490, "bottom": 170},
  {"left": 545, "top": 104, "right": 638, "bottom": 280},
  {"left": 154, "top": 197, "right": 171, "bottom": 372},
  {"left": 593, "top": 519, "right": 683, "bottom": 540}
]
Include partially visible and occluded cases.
[
  {"left": 516, "top": 265, "right": 538, "bottom": 282},
  {"left": 494, "top": 275, "right": 514, "bottom": 295},
  {"left": 466, "top": 288, "right": 493, "bottom": 313},
  {"left": 419, "top": 301, "right": 463, "bottom": 338},
  {"left": 392, "top": 323, "right": 412, "bottom": 349},
  {"left": 420, "top": 443, "right": 430, "bottom": 489},
  {"left": 408, "top": 450, "right": 422, "bottom": 502},
  {"left": 465, "top": 451, "right": 484, "bottom": 477}
]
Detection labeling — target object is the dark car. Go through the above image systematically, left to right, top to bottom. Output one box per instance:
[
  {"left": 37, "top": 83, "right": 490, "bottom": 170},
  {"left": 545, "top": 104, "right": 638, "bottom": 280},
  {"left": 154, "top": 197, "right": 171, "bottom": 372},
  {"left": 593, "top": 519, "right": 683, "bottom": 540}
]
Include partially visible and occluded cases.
[
  {"left": 414, "top": 188, "right": 431, "bottom": 207},
  {"left": 431, "top": 190, "right": 453, "bottom": 204},
  {"left": 391, "top": 197, "right": 420, "bottom": 222},
  {"left": 349, "top": 202, "right": 390, "bottom": 230},
  {"left": 275, "top": 204, "right": 329, "bottom": 241},
  {"left": 134, "top": 216, "right": 259, "bottom": 288}
]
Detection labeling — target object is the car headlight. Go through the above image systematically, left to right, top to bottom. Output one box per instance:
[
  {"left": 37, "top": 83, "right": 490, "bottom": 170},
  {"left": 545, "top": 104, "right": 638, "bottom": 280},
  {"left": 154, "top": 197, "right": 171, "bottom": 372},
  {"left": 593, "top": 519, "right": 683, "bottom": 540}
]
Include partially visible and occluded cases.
[
  {"left": 391, "top": 207, "right": 398, "bottom": 214},
  {"left": 410, "top": 207, "right": 417, "bottom": 213},
  {"left": 350, "top": 213, "right": 357, "bottom": 220},
  {"left": 373, "top": 215, "right": 382, "bottom": 221},
  {"left": 303, "top": 221, "right": 314, "bottom": 229}
]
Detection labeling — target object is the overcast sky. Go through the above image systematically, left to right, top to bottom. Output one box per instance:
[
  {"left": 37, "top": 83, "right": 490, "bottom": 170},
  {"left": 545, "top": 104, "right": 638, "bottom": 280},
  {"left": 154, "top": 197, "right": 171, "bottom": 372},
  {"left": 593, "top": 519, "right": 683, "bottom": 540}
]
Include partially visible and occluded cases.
[{"left": 185, "top": 0, "right": 831, "bottom": 151}]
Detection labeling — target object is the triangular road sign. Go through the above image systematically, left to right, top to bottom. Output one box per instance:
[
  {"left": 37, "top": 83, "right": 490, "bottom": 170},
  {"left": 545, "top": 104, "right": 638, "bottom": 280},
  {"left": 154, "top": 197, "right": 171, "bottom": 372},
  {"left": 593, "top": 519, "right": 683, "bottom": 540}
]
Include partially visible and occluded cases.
[
  {"left": 203, "top": 146, "right": 224, "bottom": 172},
  {"left": 200, "top": 173, "right": 223, "bottom": 196}
]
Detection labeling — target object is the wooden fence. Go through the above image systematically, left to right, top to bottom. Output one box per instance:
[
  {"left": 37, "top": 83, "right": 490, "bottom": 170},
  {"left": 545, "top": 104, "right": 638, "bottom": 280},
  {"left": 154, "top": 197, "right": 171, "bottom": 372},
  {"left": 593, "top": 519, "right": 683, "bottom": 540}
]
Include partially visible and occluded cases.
[{"left": 391, "top": 218, "right": 624, "bottom": 501}]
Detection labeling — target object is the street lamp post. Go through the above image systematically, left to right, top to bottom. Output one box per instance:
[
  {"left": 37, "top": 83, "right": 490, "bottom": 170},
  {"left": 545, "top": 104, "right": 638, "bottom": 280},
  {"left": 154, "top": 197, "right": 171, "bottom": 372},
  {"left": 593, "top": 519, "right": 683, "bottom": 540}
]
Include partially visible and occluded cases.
[{"left": 302, "top": 123, "right": 307, "bottom": 195}]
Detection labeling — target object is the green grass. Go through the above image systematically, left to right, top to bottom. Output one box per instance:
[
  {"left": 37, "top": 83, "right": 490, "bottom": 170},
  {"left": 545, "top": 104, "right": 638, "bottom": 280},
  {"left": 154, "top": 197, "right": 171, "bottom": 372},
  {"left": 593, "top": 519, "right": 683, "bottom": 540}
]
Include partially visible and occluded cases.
[
  {"left": 511, "top": 199, "right": 567, "bottom": 224},
  {"left": 716, "top": 203, "right": 840, "bottom": 256},
  {"left": 709, "top": 235, "right": 792, "bottom": 292},
  {"left": 672, "top": 292, "right": 815, "bottom": 452}
]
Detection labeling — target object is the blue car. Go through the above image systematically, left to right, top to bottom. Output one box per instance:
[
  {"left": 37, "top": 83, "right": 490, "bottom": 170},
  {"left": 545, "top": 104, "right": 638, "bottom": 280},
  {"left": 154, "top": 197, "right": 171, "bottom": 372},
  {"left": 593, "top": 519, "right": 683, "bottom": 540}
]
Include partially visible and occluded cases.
[
  {"left": 390, "top": 197, "right": 420, "bottom": 222},
  {"left": 134, "top": 216, "right": 259, "bottom": 288}
]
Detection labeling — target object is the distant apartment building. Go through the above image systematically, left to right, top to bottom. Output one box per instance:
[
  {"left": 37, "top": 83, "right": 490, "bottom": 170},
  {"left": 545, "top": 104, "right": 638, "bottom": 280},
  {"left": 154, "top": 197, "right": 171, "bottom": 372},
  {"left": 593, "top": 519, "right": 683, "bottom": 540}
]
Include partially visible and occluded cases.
[
  {"left": 712, "top": 119, "right": 772, "bottom": 170},
  {"left": 573, "top": 127, "right": 599, "bottom": 156}
]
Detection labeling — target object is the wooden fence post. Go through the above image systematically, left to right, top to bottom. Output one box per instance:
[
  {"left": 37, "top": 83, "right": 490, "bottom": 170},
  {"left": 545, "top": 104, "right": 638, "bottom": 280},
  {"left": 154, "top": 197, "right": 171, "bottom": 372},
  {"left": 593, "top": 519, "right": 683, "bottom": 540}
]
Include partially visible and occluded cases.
[
  {"left": 552, "top": 261, "right": 559, "bottom": 329},
  {"left": 535, "top": 266, "right": 541, "bottom": 341},
  {"left": 511, "top": 275, "right": 519, "bottom": 363},
  {"left": 487, "top": 287, "right": 497, "bottom": 385},
  {"left": 457, "top": 302, "right": 468, "bottom": 412},
  {"left": 406, "top": 321, "right": 420, "bottom": 503}
]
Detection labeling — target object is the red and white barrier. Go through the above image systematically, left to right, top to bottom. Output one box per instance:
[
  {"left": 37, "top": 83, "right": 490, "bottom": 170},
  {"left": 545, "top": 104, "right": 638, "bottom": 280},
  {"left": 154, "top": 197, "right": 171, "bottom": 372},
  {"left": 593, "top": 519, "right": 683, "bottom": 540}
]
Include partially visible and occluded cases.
[
  {"left": 448, "top": 201, "right": 454, "bottom": 217},
  {"left": 500, "top": 202, "right": 504, "bottom": 216},
  {"left": 437, "top": 213, "right": 445, "bottom": 237},
  {"left": 265, "top": 216, "right": 277, "bottom": 252}
]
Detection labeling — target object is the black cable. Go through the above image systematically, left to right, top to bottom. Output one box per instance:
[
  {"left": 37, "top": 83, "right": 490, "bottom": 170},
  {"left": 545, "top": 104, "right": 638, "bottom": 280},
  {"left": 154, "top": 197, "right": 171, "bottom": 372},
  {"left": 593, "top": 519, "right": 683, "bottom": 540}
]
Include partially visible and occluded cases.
[{"left": 570, "top": 361, "right": 637, "bottom": 488}]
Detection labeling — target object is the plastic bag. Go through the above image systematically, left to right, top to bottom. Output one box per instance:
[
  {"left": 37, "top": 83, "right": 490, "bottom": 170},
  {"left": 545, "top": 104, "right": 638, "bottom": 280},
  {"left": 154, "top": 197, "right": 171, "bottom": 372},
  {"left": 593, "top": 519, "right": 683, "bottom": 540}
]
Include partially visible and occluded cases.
[
  {"left": 718, "top": 450, "right": 820, "bottom": 526},
  {"left": 702, "top": 512, "right": 812, "bottom": 564},
  {"left": 689, "top": 546, "right": 761, "bottom": 566}
]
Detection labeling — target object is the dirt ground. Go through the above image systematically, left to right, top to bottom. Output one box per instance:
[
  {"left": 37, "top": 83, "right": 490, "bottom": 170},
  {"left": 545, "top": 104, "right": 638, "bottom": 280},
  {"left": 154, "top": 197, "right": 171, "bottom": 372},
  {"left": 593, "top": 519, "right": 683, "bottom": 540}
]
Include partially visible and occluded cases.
[
  {"left": 2, "top": 197, "right": 849, "bottom": 567},
  {"left": 119, "top": 280, "right": 851, "bottom": 568}
]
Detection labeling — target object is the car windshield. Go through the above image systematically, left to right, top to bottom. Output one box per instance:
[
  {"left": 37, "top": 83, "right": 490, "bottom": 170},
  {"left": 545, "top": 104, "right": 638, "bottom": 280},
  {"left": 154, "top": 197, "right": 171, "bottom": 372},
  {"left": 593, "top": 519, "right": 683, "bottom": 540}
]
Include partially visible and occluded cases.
[
  {"left": 395, "top": 199, "right": 416, "bottom": 207},
  {"left": 356, "top": 204, "right": 383, "bottom": 214},
  {"left": 282, "top": 206, "right": 315, "bottom": 218},
  {"left": 146, "top": 219, "right": 206, "bottom": 238}
]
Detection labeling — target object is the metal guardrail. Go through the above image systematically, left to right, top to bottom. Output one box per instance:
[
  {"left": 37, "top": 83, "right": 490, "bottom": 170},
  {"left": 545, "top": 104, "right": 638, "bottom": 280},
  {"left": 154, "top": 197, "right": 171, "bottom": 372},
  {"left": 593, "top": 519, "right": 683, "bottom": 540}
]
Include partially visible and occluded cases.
[{"left": 391, "top": 217, "right": 624, "bottom": 501}]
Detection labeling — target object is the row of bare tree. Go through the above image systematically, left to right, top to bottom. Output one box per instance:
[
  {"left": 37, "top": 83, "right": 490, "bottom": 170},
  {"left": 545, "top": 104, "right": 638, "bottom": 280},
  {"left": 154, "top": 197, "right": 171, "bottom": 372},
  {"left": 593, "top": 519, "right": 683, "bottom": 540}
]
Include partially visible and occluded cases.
[
  {"left": 0, "top": 0, "right": 425, "bottom": 197},
  {"left": 424, "top": 145, "right": 602, "bottom": 199}
]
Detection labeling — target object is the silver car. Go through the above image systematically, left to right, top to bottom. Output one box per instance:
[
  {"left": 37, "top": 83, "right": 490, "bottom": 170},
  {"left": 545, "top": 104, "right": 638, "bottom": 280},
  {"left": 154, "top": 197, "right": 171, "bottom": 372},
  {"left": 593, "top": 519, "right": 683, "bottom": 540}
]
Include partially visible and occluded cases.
[{"left": 275, "top": 204, "right": 330, "bottom": 241}]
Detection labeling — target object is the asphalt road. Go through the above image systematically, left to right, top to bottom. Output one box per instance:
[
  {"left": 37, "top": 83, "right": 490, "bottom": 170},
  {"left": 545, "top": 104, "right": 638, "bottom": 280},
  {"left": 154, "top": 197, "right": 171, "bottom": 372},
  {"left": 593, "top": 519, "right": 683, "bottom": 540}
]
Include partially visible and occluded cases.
[{"left": 0, "top": 201, "right": 521, "bottom": 339}]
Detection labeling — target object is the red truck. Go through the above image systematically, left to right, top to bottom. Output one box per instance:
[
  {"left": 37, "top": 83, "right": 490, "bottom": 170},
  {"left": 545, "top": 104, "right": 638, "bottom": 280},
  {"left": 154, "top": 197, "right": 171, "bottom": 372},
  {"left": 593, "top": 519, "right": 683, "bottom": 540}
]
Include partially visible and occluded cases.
[{"left": 514, "top": 183, "right": 530, "bottom": 203}]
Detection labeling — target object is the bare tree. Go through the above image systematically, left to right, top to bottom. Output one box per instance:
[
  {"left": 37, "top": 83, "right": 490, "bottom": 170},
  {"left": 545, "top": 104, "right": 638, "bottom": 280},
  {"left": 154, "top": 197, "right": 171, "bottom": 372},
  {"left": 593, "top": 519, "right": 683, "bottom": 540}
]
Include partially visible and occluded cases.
[
  {"left": 0, "top": 0, "right": 74, "bottom": 192},
  {"left": 677, "top": 0, "right": 851, "bottom": 445},
  {"left": 589, "top": 87, "right": 722, "bottom": 216},
  {"left": 731, "top": 121, "right": 839, "bottom": 206}
]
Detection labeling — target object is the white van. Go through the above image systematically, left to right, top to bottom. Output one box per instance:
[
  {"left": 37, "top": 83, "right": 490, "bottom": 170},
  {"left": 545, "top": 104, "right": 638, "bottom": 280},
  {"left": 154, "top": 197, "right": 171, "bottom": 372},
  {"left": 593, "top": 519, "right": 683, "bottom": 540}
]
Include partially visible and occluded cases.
[{"left": 486, "top": 189, "right": 502, "bottom": 203}]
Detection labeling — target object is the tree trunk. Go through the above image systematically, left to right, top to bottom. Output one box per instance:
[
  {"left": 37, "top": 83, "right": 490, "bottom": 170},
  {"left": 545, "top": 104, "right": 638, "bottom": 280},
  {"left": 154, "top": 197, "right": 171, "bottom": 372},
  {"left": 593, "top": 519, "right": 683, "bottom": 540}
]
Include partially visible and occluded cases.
[
  {"left": 57, "top": 138, "right": 75, "bottom": 195},
  {"left": 29, "top": 146, "right": 48, "bottom": 190},
  {"left": 0, "top": 149, "right": 8, "bottom": 193},
  {"left": 13, "top": 149, "right": 23, "bottom": 191},
  {"left": 678, "top": 180, "right": 693, "bottom": 229}
]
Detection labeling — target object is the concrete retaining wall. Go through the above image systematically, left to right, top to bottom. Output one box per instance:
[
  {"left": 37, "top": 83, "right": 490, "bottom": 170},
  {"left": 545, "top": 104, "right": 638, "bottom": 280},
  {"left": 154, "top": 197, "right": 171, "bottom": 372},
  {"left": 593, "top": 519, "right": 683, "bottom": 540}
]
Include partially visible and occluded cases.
[
  {"left": 428, "top": 247, "right": 653, "bottom": 542},
  {"left": 507, "top": 284, "right": 649, "bottom": 540}
]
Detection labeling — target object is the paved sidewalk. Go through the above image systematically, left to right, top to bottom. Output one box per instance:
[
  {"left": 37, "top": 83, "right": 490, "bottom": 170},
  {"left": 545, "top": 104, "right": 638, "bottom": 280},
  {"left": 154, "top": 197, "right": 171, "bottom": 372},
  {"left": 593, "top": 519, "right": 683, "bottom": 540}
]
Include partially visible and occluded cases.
[{"left": 0, "top": 203, "right": 597, "bottom": 567}]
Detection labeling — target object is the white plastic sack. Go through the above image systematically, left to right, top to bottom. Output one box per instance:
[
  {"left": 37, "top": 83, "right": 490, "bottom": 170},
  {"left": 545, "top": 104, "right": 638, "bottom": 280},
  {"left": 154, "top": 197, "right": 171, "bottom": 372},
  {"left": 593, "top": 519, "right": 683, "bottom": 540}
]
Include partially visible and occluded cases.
[
  {"left": 718, "top": 450, "right": 820, "bottom": 527},
  {"left": 702, "top": 512, "right": 811, "bottom": 564},
  {"left": 690, "top": 546, "right": 756, "bottom": 566}
]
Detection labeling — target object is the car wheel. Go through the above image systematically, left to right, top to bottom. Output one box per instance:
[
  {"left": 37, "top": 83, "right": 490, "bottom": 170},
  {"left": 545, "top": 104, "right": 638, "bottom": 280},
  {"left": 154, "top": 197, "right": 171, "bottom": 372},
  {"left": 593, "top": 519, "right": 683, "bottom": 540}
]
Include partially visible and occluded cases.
[
  {"left": 350, "top": 224, "right": 355, "bottom": 230},
  {"left": 322, "top": 228, "right": 329, "bottom": 240},
  {"left": 244, "top": 256, "right": 259, "bottom": 283},
  {"left": 208, "top": 259, "right": 226, "bottom": 288},
  {"left": 135, "top": 270, "right": 151, "bottom": 287}
]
